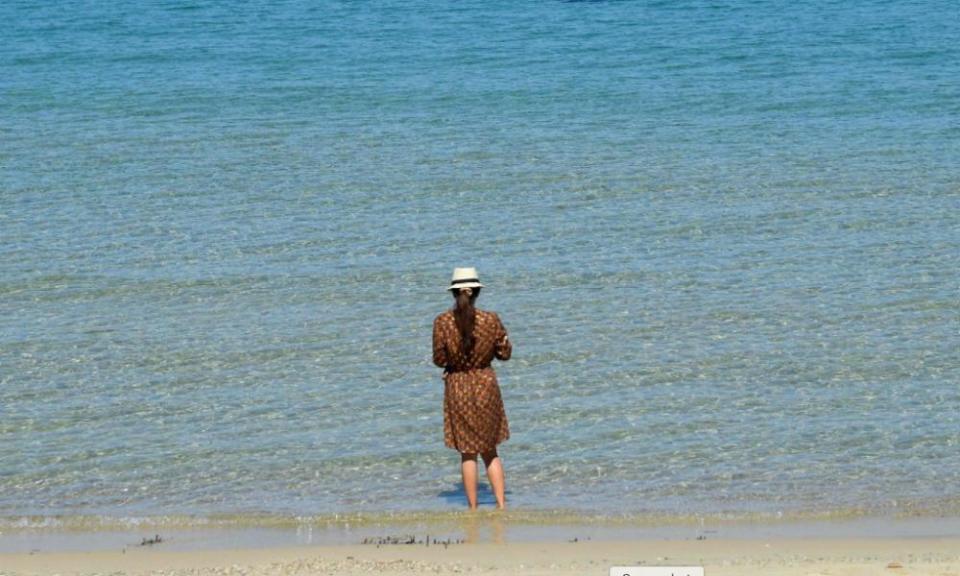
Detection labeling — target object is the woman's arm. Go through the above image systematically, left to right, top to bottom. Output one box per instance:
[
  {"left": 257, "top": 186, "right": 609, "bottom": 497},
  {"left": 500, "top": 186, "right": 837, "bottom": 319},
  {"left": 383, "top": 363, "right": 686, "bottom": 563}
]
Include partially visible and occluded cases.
[
  {"left": 494, "top": 313, "right": 512, "bottom": 361},
  {"left": 432, "top": 316, "right": 448, "bottom": 368}
]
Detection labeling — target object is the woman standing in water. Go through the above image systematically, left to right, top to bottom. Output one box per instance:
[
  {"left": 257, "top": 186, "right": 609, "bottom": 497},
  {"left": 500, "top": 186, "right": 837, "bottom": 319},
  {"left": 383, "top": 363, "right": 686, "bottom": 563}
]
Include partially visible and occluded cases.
[{"left": 433, "top": 267, "right": 512, "bottom": 510}]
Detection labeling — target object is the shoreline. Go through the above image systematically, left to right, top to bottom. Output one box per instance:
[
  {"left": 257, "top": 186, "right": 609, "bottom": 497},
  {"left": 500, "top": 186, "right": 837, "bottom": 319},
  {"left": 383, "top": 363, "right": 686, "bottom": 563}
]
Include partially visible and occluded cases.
[
  {"left": 2, "top": 513, "right": 959, "bottom": 553},
  {"left": 3, "top": 536, "right": 960, "bottom": 576}
]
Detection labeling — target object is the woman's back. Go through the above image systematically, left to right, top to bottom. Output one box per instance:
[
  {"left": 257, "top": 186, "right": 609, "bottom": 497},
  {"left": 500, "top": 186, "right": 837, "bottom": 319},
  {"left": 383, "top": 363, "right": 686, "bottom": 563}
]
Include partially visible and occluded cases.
[{"left": 433, "top": 309, "right": 511, "bottom": 372}]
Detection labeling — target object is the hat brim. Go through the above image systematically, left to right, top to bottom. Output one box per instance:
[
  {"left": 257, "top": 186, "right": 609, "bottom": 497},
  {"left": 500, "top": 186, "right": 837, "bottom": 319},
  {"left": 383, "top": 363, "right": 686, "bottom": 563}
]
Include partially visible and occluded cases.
[{"left": 447, "top": 282, "right": 484, "bottom": 291}]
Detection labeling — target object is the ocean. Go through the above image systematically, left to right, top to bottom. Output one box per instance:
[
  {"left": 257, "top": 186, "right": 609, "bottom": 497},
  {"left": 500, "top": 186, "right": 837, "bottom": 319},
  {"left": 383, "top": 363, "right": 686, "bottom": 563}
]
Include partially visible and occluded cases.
[{"left": 2, "top": 0, "right": 958, "bottom": 529}]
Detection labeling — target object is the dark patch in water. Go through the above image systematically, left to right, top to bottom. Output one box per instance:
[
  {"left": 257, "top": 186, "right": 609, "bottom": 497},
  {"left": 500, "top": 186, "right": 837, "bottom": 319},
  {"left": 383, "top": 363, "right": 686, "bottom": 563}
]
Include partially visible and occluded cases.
[{"left": 437, "top": 482, "right": 497, "bottom": 506}]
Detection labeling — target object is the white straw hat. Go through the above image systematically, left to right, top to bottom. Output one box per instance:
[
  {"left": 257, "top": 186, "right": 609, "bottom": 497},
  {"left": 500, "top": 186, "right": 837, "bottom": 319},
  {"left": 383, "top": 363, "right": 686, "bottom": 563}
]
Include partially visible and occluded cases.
[{"left": 447, "top": 267, "right": 484, "bottom": 291}]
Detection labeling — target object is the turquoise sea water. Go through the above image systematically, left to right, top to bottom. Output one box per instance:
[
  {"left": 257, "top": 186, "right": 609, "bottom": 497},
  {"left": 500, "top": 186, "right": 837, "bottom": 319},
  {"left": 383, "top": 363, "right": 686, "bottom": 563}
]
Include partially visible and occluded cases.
[{"left": 2, "top": 0, "right": 958, "bottom": 525}]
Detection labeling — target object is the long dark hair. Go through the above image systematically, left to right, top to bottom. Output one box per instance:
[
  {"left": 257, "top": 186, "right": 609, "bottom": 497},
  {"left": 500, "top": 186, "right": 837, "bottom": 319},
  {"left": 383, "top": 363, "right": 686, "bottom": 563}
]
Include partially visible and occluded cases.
[{"left": 452, "top": 287, "right": 480, "bottom": 355}]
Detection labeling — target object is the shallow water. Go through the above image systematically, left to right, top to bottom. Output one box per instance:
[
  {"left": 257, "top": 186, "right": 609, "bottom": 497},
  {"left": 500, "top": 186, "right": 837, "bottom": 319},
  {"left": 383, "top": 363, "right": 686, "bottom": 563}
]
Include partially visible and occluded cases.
[{"left": 2, "top": 0, "right": 958, "bottom": 523}]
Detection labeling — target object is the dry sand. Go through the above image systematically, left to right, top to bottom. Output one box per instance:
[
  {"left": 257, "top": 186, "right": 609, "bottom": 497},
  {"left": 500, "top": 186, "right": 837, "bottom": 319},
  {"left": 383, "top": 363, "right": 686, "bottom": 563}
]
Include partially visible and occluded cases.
[{"left": 2, "top": 537, "right": 959, "bottom": 576}]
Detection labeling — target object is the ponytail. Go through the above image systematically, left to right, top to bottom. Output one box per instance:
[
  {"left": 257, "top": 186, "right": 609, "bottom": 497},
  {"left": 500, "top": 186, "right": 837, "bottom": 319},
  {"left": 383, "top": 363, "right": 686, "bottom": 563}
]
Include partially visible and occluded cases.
[{"left": 452, "top": 287, "right": 479, "bottom": 355}]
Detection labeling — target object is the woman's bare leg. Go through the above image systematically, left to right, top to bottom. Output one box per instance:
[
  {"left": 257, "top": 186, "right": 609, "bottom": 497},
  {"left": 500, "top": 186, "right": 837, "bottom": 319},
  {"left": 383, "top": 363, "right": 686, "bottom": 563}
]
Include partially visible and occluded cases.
[
  {"left": 482, "top": 450, "right": 506, "bottom": 509},
  {"left": 460, "top": 453, "right": 479, "bottom": 510}
]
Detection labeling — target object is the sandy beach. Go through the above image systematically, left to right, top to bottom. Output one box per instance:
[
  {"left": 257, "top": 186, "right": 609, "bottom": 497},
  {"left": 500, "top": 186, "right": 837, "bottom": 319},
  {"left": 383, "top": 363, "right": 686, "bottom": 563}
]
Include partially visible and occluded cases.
[{"left": 3, "top": 537, "right": 959, "bottom": 576}]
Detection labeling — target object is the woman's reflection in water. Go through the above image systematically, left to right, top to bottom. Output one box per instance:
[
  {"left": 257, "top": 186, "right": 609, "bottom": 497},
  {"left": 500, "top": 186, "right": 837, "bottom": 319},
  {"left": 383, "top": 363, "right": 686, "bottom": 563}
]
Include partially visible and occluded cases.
[{"left": 460, "top": 512, "right": 505, "bottom": 544}]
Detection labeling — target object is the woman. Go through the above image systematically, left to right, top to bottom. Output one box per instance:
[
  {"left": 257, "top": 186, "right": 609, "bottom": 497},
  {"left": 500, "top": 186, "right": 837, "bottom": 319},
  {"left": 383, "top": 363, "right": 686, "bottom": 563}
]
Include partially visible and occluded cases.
[{"left": 433, "top": 267, "right": 512, "bottom": 510}]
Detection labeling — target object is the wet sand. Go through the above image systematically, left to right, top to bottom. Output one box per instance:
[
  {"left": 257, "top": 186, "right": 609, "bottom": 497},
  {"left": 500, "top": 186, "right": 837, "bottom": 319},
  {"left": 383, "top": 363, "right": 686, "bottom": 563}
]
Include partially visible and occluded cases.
[{"left": 3, "top": 537, "right": 959, "bottom": 576}]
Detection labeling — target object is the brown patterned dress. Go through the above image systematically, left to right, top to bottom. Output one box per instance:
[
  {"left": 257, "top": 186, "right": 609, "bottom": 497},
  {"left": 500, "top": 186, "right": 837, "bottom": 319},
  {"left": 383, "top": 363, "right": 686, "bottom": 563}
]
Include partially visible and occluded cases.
[{"left": 432, "top": 309, "right": 512, "bottom": 454}]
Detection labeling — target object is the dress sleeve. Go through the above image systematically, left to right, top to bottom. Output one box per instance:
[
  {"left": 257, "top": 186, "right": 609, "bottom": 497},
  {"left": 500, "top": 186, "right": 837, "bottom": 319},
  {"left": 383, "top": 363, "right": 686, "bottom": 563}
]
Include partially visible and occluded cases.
[
  {"left": 494, "top": 313, "right": 512, "bottom": 361},
  {"left": 432, "top": 316, "right": 448, "bottom": 368}
]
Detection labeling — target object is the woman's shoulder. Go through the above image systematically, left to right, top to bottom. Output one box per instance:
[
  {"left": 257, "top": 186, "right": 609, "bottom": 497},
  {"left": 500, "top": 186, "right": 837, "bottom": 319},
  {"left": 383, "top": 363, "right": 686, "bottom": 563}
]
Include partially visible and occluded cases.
[
  {"left": 476, "top": 309, "right": 503, "bottom": 323},
  {"left": 434, "top": 310, "right": 455, "bottom": 324}
]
